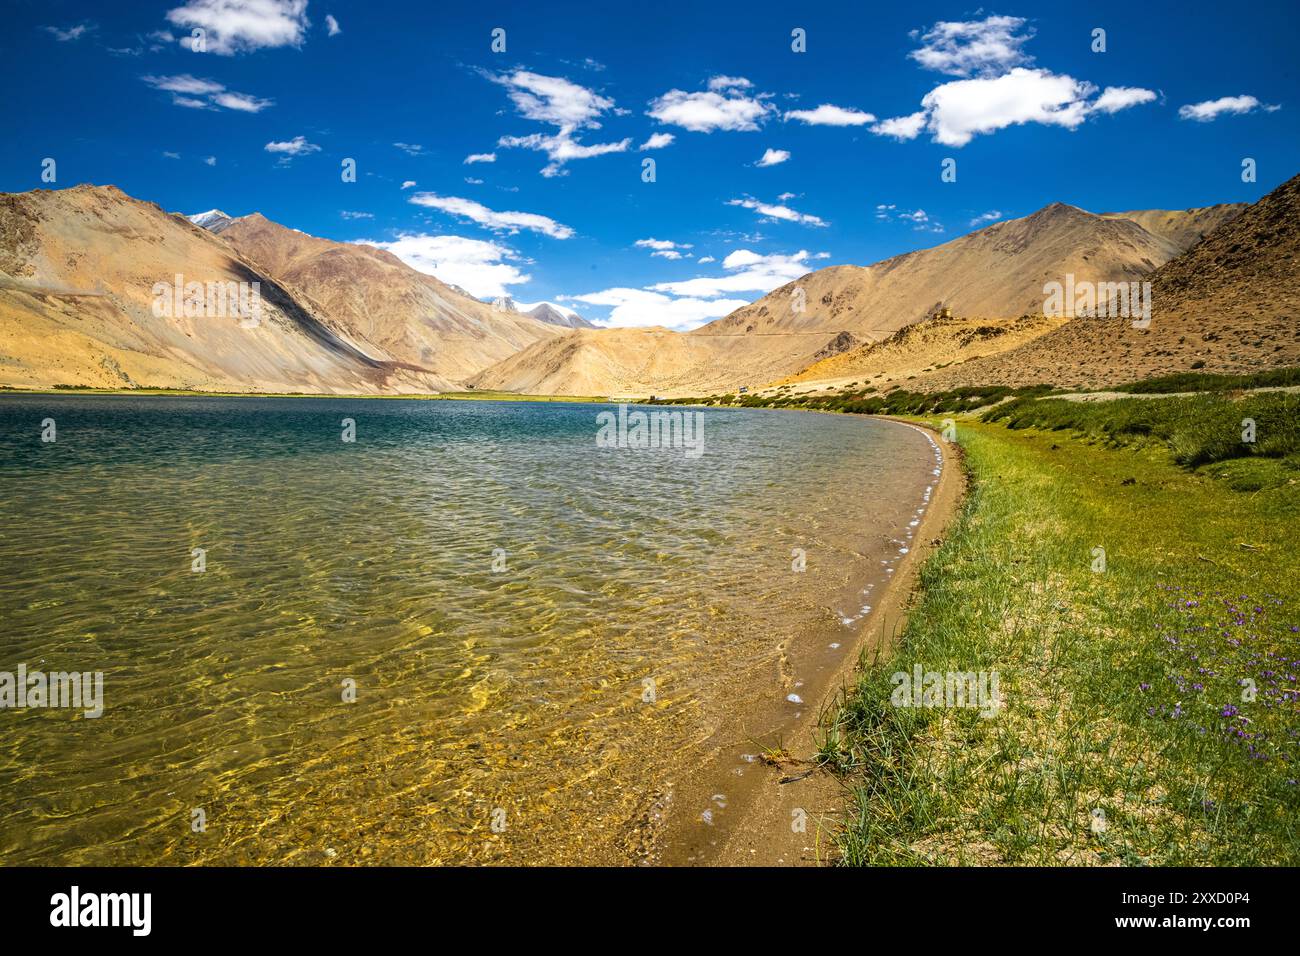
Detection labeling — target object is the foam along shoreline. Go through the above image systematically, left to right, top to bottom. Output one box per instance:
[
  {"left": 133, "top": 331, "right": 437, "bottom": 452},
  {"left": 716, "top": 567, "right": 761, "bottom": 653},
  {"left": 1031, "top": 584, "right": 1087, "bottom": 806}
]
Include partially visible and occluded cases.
[{"left": 653, "top": 415, "right": 965, "bottom": 866}]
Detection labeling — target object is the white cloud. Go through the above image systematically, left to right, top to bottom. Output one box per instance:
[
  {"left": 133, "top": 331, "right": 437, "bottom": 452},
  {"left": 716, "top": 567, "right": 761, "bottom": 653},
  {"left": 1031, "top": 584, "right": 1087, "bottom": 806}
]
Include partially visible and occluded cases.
[
  {"left": 166, "top": 0, "right": 310, "bottom": 55},
  {"left": 325, "top": 14, "right": 341, "bottom": 36},
  {"left": 909, "top": 15, "right": 1035, "bottom": 77},
  {"left": 872, "top": 19, "right": 1158, "bottom": 146},
  {"left": 44, "top": 23, "right": 94, "bottom": 42},
  {"left": 878, "top": 68, "right": 1099, "bottom": 147},
  {"left": 491, "top": 69, "right": 614, "bottom": 127},
  {"left": 488, "top": 70, "right": 629, "bottom": 176},
  {"left": 141, "top": 74, "right": 273, "bottom": 112},
  {"left": 142, "top": 74, "right": 224, "bottom": 95},
  {"left": 708, "top": 76, "right": 753, "bottom": 91},
  {"left": 647, "top": 78, "right": 775, "bottom": 132},
  {"left": 1091, "top": 86, "right": 1158, "bottom": 114},
  {"left": 212, "top": 90, "right": 273, "bottom": 112},
  {"left": 1178, "top": 94, "right": 1277, "bottom": 121},
  {"left": 784, "top": 104, "right": 876, "bottom": 126},
  {"left": 871, "top": 111, "right": 928, "bottom": 140},
  {"left": 497, "top": 131, "right": 630, "bottom": 177},
  {"left": 639, "top": 132, "right": 675, "bottom": 150},
  {"left": 265, "top": 135, "right": 320, "bottom": 159},
  {"left": 393, "top": 142, "right": 425, "bottom": 156},
  {"left": 756, "top": 148, "right": 790, "bottom": 167},
  {"left": 163, "top": 151, "right": 181, "bottom": 159},
  {"left": 464, "top": 153, "right": 497, "bottom": 164},
  {"left": 204, "top": 156, "right": 217, "bottom": 165},
  {"left": 464, "top": 177, "right": 484, "bottom": 185},
  {"left": 401, "top": 180, "right": 416, "bottom": 189},
  {"left": 408, "top": 193, "right": 574, "bottom": 239},
  {"left": 727, "top": 197, "right": 826, "bottom": 227},
  {"left": 876, "top": 205, "right": 944, "bottom": 232},
  {"left": 969, "top": 210, "right": 1003, "bottom": 227},
  {"left": 340, "top": 211, "right": 373, "bottom": 220},
  {"left": 358, "top": 234, "right": 530, "bottom": 299},
  {"left": 635, "top": 238, "right": 693, "bottom": 252},
  {"left": 569, "top": 247, "right": 826, "bottom": 330},
  {"left": 649, "top": 249, "right": 822, "bottom": 299},
  {"left": 652, "top": 250, "right": 684, "bottom": 260},
  {"left": 697, "top": 255, "right": 716, "bottom": 264},
  {"left": 566, "top": 288, "right": 748, "bottom": 330}
]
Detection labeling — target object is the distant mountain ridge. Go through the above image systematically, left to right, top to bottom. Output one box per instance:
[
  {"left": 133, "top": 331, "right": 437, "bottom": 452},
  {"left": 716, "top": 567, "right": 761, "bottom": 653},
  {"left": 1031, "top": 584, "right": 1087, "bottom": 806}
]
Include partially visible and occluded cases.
[
  {"left": 911, "top": 173, "right": 1300, "bottom": 390},
  {"left": 0, "top": 185, "right": 447, "bottom": 392},
  {"left": 472, "top": 200, "right": 1246, "bottom": 396},
  {"left": 201, "top": 212, "right": 564, "bottom": 383}
]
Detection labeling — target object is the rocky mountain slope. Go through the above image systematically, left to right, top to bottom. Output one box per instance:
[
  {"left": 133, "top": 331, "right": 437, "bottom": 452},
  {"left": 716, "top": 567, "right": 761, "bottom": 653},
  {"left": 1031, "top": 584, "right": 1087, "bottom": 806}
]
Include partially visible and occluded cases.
[
  {"left": 913, "top": 174, "right": 1300, "bottom": 390},
  {"left": 0, "top": 185, "right": 446, "bottom": 392},
  {"left": 473, "top": 202, "right": 1244, "bottom": 396},
  {"left": 208, "top": 214, "right": 564, "bottom": 383}
]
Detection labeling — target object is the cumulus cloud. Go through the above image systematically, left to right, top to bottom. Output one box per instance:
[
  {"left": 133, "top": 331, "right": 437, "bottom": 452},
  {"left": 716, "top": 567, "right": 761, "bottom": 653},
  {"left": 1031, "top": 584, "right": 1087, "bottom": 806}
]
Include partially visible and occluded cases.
[
  {"left": 166, "top": 0, "right": 309, "bottom": 55},
  {"left": 325, "top": 14, "right": 341, "bottom": 36},
  {"left": 909, "top": 15, "right": 1035, "bottom": 77},
  {"left": 871, "top": 17, "right": 1156, "bottom": 146},
  {"left": 872, "top": 68, "right": 1150, "bottom": 147},
  {"left": 491, "top": 69, "right": 614, "bottom": 127},
  {"left": 488, "top": 70, "right": 630, "bottom": 175},
  {"left": 142, "top": 74, "right": 273, "bottom": 112},
  {"left": 708, "top": 76, "right": 753, "bottom": 92},
  {"left": 647, "top": 77, "right": 776, "bottom": 132},
  {"left": 1091, "top": 86, "right": 1159, "bottom": 114},
  {"left": 212, "top": 90, "right": 274, "bottom": 112},
  {"left": 1178, "top": 94, "right": 1279, "bottom": 121},
  {"left": 783, "top": 104, "right": 876, "bottom": 126},
  {"left": 497, "top": 131, "right": 630, "bottom": 178},
  {"left": 639, "top": 132, "right": 675, "bottom": 150},
  {"left": 264, "top": 135, "right": 320, "bottom": 160},
  {"left": 756, "top": 148, "right": 790, "bottom": 167},
  {"left": 464, "top": 152, "right": 496, "bottom": 164},
  {"left": 401, "top": 180, "right": 417, "bottom": 189},
  {"left": 408, "top": 193, "right": 574, "bottom": 239},
  {"left": 727, "top": 196, "right": 826, "bottom": 227},
  {"left": 876, "top": 205, "right": 944, "bottom": 232},
  {"left": 969, "top": 210, "right": 1004, "bottom": 227},
  {"left": 358, "top": 234, "right": 530, "bottom": 299},
  {"left": 635, "top": 238, "right": 695, "bottom": 260},
  {"left": 636, "top": 238, "right": 693, "bottom": 252},
  {"left": 570, "top": 247, "right": 826, "bottom": 330},
  {"left": 648, "top": 249, "right": 822, "bottom": 300},
  {"left": 564, "top": 288, "right": 748, "bottom": 330}
]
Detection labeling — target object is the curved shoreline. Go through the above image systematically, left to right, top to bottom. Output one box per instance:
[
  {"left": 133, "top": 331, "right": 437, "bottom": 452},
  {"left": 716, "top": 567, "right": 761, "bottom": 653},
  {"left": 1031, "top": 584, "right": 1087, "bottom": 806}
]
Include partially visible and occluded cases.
[{"left": 652, "top": 414, "right": 966, "bottom": 866}]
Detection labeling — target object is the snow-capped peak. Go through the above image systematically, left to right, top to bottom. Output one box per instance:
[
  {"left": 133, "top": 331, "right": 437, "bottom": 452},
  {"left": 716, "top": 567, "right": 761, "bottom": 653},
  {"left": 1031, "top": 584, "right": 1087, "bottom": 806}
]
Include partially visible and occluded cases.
[{"left": 186, "top": 209, "right": 240, "bottom": 234}]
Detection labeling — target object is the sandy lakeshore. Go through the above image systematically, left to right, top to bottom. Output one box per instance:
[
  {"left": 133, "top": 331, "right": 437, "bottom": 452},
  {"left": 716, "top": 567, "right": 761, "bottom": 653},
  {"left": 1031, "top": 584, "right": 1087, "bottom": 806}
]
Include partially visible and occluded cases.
[{"left": 649, "top": 416, "right": 966, "bottom": 866}]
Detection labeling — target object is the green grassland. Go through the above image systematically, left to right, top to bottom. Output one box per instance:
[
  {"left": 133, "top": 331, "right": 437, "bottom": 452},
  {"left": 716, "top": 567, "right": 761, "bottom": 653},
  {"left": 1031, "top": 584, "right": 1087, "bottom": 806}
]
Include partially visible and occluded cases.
[{"left": 819, "top": 391, "right": 1300, "bottom": 865}]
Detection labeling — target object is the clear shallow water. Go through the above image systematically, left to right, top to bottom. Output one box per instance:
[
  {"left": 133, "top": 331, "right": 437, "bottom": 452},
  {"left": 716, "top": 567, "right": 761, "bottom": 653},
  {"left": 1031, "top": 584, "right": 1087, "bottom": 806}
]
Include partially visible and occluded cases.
[{"left": 0, "top": 395, "right": 932, "bottom": 864}]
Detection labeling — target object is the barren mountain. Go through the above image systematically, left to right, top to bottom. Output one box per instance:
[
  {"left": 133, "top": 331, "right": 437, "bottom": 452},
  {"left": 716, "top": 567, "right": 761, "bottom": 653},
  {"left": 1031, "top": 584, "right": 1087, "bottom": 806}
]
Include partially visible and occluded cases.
[
  {"left": 913, "top": 174, "right": 1300, "bottom": 390},
  {"left": 0, "top": 185, "right": 447, "bottom": 392},
  {"left": 474, "top": 202, "right": 1243, "bottom": 396},
  {"left": 208, "top": 214, "right": 564, "bottom": 382},
  {"left": 523, "top": 301, "right": 596, "bottom": 329},
  {"left": 776, "top": 313, "right": 1070, "bottom": 393},
  {"left": 467, "top": 326, "right": 733, "bottom": 396}
]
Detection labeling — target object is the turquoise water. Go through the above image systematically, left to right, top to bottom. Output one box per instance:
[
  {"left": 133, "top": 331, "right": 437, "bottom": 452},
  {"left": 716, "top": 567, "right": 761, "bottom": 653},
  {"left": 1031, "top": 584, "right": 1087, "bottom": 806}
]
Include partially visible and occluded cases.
[{"left": 0, "top": 395, "right": 932, "bottom": 864}]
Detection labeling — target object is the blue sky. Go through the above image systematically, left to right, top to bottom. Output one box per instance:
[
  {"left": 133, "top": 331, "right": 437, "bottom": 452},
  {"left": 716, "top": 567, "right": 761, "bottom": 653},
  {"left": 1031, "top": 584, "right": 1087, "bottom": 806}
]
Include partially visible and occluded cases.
[{"left": 3, "top": 0, "right": 1296, "bottom": 328}]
